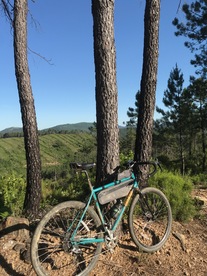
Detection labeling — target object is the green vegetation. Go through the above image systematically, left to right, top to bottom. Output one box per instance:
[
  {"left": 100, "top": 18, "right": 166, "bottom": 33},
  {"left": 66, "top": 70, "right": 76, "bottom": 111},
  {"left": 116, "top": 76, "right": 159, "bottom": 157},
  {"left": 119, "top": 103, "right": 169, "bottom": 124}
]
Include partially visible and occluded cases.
[
  {"left": 173, "top": 0, "right": 207, "bottom": 75},
  {"left": 0, "top": 131, "right": 204, "bottom": 222},
  {"left": 0, "top": 131, "right": 97, "bottom": 219},
  {"left": 0, "top": 132, "right": 96, "bottom": 176},
  {"left": 41, "top": 171, "right": 93, "bottom": 207},
  {"left": 149, "top": 171, "right": 196, "bottom": 222},
  {"left": 0, "top": 172, "right": 92, "bottom": 219},
  {"left": 191, "top": 173, "right": 207, "bottom": 187},
  {"left": 0, "top": 174, "right": 26, "bottom": 218}
]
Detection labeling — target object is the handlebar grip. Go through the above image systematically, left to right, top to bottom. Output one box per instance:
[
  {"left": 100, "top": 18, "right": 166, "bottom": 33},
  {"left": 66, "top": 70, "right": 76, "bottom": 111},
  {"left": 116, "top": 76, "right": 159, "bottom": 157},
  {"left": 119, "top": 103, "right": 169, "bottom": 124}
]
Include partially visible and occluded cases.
[{"left": 135, "top": 161, "right": 160, "bottom": 178}]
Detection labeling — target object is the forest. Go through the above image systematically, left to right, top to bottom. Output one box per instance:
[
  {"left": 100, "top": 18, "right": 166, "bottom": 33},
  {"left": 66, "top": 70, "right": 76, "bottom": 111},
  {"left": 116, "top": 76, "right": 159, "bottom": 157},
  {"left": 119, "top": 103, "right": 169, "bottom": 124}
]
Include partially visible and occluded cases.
[
  {"left": 0, "top": 0, "right": 206, "bottom": 220},
  {"left": 0, "top": 1, "right": 206, "bottom": 275},
  {"left": 123, "top": 64, "right": 207, "bottom": 175}
]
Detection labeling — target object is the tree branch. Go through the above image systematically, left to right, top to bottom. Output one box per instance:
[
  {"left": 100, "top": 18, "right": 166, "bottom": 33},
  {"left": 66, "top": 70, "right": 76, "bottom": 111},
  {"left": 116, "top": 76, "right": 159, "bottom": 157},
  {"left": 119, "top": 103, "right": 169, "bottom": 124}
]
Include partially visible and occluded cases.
[
  {"left": 1, "top": 0, "right": 13, "bottom": 25},
  {"left": 28, "top": 47, "right": 54, "bottom": 65}
]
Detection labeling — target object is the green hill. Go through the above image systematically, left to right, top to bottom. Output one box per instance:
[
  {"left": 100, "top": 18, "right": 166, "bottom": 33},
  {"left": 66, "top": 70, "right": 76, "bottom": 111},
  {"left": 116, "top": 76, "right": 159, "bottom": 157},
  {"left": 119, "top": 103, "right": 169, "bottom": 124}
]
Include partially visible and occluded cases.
[
  {"left": 0, "top": 122, "right": 95, "bottom": 134},
  {"left": 0, "top": 122, "right": 125, "bottom": 135},
  {"left": 44, "top": 122, "right": 95, "bottom": 132},
  {"left": 0, "top": 123, "right": 128, "bottom": 175},
  {"left": 0, "top": 127, "right": 23, "bottom": 135},
  {"left": 0, "top": 132, "right": 96, "bottom": 175}
]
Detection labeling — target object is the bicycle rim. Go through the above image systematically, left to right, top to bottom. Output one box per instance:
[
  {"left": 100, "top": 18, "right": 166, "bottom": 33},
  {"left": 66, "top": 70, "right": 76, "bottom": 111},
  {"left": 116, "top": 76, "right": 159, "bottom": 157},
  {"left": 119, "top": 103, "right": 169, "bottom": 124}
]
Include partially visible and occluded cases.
[
  {"left": 128, "top": 187, "right": 172, "bottom": 253},
  {"left": 31, "top": 201, "right": 103, "bottom": 276}
]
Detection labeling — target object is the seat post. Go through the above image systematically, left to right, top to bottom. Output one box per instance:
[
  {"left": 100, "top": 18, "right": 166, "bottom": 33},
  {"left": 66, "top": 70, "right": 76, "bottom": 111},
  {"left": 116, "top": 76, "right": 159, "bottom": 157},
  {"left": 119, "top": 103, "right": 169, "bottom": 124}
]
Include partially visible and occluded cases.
[{"left": 83, "top": 170, "right": 93, "bottom": 192}]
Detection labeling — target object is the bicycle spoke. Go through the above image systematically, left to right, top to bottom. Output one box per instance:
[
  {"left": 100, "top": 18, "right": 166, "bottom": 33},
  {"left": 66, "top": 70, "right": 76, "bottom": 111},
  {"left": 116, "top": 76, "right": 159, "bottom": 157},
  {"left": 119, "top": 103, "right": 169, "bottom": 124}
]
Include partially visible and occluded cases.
[
  {"left": 129, "top": 187, "right": 172, "bottom": 253},
  {"left": 31, "top": 201, "right": 103, "bottom": 276}
]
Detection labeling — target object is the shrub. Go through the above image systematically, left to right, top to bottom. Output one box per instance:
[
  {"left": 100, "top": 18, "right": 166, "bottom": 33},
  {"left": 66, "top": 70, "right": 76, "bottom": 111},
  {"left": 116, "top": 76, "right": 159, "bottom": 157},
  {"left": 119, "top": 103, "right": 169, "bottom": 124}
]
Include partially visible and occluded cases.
[
  {"left": 120, "top": 151, "right": 134, "bottom": 167},
  {"left": 41, "top": 171, "right": 92, "bottom": 207},
  {"left": 149, "top": 171, "right": 196, "bottom": 222},
  {"left": 0, "top": 174, "right": 26, "bottom": 218},
  {"left": 191, "top": 174, "right": 207, "bottom": 187}
]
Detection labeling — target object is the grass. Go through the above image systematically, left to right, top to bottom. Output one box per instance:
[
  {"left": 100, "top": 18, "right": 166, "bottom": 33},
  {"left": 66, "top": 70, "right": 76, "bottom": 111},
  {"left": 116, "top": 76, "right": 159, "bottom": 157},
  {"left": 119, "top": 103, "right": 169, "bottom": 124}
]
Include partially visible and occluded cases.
[{"left": 0, "top": 132, "right": 96, "bottom": 175}]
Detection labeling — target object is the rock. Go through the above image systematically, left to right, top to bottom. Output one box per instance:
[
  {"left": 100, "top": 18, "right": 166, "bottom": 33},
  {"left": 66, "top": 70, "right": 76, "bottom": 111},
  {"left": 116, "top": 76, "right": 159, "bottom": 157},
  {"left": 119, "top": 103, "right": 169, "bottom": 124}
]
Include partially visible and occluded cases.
[
  {"left": 0, "top": 216, "right": 30, "bottom": 241},
  {"left": 172, "top": 232, "right": 186, "bottom": 251},
  {"left": 2, "top": 239, "right": 15, "bottom": 250},
  {"left": 13, "top": 243, "right": 26, "bottom": 252},
  {"left": 20, "top": 247, "right": 31, "bottom": 264}
]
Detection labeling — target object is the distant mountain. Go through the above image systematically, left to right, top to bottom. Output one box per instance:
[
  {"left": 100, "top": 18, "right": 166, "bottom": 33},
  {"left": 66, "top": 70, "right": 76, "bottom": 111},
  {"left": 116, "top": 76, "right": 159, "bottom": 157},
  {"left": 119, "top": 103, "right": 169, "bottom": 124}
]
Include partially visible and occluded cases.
[
  {"left": 0, "top": 122, "right": 126, "bottom": 135},
  {"left": 0, "top": 122, "right": 96, "bottom": 134},
  {"left": 44, "top": 122, "right": 94, "bottom": 132},
  {"left": 0, "top": 127, "right": 23, "bottom": 135}
]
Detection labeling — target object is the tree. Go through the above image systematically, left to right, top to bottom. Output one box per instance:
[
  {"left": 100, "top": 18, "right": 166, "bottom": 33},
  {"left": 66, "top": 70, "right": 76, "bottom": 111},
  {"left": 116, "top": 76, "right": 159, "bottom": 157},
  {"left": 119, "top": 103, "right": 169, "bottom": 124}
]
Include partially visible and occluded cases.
[
  {"left": 13, "top": 0, "right": 42, "bottom": 218},
  {"left": 92, "top": 0, "right": 119, "bottom": 185},
  {"left": 135, "top": 0, "right": 160, "bottom": 168},
  {"left": 173, "top": 0, "right": 207, "bottom": 76},
  {"left": 157, "top": 65, "right": 187, "bottom": 174},
  {"left": 155, "top": 72, "right": 207, "bottom": 173},
  {"left": 187, "top": 77, "right": 207, "bottom": 172},
  {"left": 179, "top": 87, "right": 197, "bottom": 160},
  {"left": 120, "top": 91, "right": 140, "bottom": 155},
  {"left": 126, "top": 91, "right": 140, "bottom": 127},
  {"left": 152, "top": 117, "right": 177, "bottom": 166}
]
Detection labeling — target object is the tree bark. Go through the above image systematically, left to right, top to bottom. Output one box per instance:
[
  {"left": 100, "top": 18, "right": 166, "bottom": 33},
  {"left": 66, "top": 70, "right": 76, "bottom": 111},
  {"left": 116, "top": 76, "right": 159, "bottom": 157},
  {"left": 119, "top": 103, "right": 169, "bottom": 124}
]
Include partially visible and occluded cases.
[
  {"left": 13, "top": 0, "right": 42, "bottom": 218},
  {"left": 92, "top": 0, "right": 119, "bottom": 185},
  {"left": 135, "top": 0, "right": 160, "bottom": 163}
]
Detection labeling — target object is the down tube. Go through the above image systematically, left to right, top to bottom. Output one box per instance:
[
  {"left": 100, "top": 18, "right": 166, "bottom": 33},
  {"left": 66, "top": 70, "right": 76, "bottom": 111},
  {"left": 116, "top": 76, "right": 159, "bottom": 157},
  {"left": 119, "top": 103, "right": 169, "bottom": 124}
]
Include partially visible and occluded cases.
[
  {"left": 112, "top": 189, "right": 134, "bottom": 231},
  {"left": 93, "top": 190, "right": 105, "bottom": 225}
]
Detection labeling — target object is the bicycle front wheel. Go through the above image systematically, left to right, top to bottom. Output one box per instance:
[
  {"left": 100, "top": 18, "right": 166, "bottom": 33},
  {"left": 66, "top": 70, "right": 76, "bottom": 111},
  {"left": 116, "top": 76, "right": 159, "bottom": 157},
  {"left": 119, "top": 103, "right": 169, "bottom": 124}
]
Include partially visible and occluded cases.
[
  {"left": 128, "top": 187, "right": 172, "bottom": 253},
  {"left": 31, "top": 201, "right": 103, "bottom": 276}
]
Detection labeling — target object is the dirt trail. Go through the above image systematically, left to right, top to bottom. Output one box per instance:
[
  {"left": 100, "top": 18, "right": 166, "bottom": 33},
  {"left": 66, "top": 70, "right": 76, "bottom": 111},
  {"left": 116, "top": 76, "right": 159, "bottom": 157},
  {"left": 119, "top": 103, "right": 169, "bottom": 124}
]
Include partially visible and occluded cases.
[{"left": 0, "top": 188, "right": 206, "bottom": 276}]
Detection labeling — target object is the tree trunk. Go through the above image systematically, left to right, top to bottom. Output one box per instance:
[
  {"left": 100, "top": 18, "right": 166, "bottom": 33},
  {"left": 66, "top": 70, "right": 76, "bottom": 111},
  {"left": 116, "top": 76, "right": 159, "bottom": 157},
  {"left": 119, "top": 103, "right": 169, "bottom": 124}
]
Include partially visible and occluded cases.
[
  {"left": 13, "top": 0, "right": 42, "bottom": 218},
  {"left": 92, "top": 0, "right": 119, "bottom": 185},
  {"left": 134, "top": 0, "right": 160, "bottom": 185},
  {"left": 135, "top": 0, "right": 160, "bottom": 163},
  {"left": 200, "top": 106, "right": 206, "bottom": 172},
  {"left": 179, "top": 130, "right": 185, "bottom": 175}
]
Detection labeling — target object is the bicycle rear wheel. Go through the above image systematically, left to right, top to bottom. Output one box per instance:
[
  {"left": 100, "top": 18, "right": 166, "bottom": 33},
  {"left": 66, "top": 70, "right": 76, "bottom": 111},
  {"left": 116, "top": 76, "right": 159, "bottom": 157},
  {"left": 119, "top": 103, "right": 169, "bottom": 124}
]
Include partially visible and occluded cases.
[
  {"left": 128, "top": 187, "right": 172, "bottom": 253},
  {"left": 31, "top": 201, "right": 103, "bottom": 276}
]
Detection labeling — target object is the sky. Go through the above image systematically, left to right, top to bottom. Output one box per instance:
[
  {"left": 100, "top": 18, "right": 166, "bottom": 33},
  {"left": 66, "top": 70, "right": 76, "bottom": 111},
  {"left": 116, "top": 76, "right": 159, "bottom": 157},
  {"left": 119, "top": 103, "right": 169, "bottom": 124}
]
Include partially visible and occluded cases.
[{"left": 0, "top": 0, "right": 196, "bottom": 131}]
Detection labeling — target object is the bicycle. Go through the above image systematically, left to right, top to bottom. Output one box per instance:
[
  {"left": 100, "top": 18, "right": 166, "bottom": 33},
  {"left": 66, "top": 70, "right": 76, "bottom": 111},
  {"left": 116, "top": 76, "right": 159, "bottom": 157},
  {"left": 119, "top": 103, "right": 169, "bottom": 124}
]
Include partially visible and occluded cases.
[{"left": 31, "top": 160, "right": 172, "bottom": 276}]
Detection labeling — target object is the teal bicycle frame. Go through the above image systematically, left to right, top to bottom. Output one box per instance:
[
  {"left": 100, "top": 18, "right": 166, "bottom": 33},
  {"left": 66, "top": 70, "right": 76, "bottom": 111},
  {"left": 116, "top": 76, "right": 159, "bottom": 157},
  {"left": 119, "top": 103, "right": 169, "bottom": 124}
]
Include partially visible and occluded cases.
[{"left": 70, "top": 170, "right": 138, "bottom": 245}]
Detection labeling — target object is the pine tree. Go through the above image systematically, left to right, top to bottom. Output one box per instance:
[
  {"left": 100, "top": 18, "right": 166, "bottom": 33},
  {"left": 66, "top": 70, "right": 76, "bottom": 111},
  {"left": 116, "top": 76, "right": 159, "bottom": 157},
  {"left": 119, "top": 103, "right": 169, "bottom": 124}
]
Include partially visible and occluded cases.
[
  {"left": 13, "top": 0, "right": 42, "bottom": 218},
  {"left": 92, "top": 0, "right": 119, "bottom": 185},
  {"left": 135, "top": 0, "right": 160, "bottom": 166},
  {"left": 173, "top": 0, "right": 207, "bottom": 76},
  {"left": 157, "top": 65, "right": 186, "bottom": 174},
  {"left": 188, "top": 77, "right": 207, "bottom": 172},
  {"left": 126, "top": 91, "right": 140, "bottom": 127}
]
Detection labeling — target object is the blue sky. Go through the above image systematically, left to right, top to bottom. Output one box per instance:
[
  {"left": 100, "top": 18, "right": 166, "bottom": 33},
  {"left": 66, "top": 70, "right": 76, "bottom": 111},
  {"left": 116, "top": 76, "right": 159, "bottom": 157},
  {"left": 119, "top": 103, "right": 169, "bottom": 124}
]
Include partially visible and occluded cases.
[{"left": 0, "top": 0, "right": 195, "bottom": 131}]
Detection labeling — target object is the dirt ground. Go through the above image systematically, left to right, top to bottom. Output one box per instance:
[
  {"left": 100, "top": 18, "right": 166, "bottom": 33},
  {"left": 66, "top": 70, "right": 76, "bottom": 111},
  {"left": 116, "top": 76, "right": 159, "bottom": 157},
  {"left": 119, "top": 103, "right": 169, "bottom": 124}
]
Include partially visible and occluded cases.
[{"left": 0, "top": 188, "right": 206, "bottom": 276}]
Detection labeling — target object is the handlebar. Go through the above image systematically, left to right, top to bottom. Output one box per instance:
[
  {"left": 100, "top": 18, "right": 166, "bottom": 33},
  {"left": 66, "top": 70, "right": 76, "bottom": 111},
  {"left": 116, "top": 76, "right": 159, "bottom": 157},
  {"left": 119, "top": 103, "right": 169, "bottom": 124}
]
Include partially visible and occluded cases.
[
  {"left": 70, "top": 160, "right": 161, "bottom": 179},
  {"left": 126, "top": 160, "right": 161, "bottom": 178}
]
